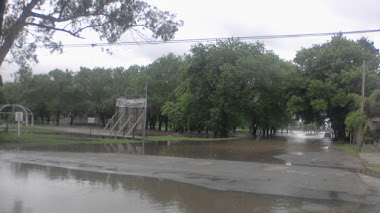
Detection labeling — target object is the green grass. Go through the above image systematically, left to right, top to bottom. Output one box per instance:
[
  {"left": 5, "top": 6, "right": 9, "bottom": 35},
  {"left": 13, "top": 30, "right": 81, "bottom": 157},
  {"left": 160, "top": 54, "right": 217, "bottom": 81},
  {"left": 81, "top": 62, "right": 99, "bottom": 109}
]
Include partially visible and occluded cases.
[
  {"left": 0, "top": 126, "right": 241, "bottom": 148},
  {"left": 0, "top": 128, "right": 140, "bottom": 148},
  {"left": 146, "top": 135, "right": 241, "bottom": 141},
  {"left": 335, "top": 144, "right": 359, "bottom": 157},
  {"left": 335, "top": 144, "right": 380, "bottom": 172},
  {"left": 336, "top": 144, "right": 378, "bottom": 157},
  {"left": 360, "top": 146, "right": 378, "bottom": 153},
  {"left": 368, "top": 163, "right": 380, "bottom": 172}
]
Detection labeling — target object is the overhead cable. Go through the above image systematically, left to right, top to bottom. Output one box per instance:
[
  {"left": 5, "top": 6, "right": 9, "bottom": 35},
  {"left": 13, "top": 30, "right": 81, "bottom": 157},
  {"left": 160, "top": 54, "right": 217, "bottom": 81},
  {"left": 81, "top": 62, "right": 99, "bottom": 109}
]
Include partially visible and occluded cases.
[{"left": 42, "top": 29, "right": 380, "bottom": 48}]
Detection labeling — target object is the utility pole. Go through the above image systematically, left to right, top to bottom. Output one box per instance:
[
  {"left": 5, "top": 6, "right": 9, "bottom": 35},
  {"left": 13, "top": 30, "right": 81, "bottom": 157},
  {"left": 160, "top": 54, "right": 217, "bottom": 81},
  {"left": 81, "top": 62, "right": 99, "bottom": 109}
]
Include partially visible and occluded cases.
[
  {"left": 358, "top": 61, "right": 366, "bottom": 149},
  {"left": 361, "top": 61, "right": 366, "bottom": 111},
  {"left": 142, "top": 79, "right": 148, "bottom": 155}
]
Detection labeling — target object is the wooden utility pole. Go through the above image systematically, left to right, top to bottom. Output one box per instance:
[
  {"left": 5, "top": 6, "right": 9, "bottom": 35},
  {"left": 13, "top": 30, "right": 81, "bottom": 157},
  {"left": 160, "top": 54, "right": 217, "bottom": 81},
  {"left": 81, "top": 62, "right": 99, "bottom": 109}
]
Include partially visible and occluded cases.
[
  {"left": 0, "top": 0, "right": 5, "bottom": 86},
  {"left": 357, "top": 61, "right": 366, "bottom": 149},
  {"left": 361, "top": 61, "right": 366, "bottom": 111},
  {"left": 142, "top": 79, "right": 148, "bottom": 155}
]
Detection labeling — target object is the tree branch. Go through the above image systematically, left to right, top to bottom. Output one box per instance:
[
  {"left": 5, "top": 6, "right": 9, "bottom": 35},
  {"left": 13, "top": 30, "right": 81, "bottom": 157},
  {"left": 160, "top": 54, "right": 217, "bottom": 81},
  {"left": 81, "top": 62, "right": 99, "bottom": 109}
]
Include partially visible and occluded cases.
[
  {"left": 58, "top": 1, "right": 69, "bottom": 20},
  {"left": 30, "top": 11, "right": 108, "bottom": 23},
  {"left": 30, "top": 12, "right": 59, "bottom": 22},
  {"left": 26, "top": 22, "right": 84, "bottom": 38}
]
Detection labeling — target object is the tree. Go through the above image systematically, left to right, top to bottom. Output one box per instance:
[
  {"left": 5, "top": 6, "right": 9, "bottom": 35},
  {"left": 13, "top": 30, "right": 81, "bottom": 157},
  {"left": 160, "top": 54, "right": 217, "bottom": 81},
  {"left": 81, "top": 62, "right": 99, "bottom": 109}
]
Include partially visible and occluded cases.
[
  {"left": 0, "top": 0, "right": 183, "bottom": 74},
  {"left": 293, "top": 35, "right": 380, "bottom": 140},
  {"left": 165, "top": 39, "right": 295, "bottom": 136},
  {"left": 237, "top": 52, "right": 296, "bottom": 135},
  {"left": 144, "top": 53, "right": 182, "bottom": 131},
  {"left": 75, "top": 67, "right": 116, "bottom": 126},
  {"left": 48, "top": 69, "right": 75, "bottom": 125},
  {"left": 22, "top": 73, "right": 53, "bottom": 123},
  {"left": 345, "top": 110, "right": 366, "bottom": 145}
]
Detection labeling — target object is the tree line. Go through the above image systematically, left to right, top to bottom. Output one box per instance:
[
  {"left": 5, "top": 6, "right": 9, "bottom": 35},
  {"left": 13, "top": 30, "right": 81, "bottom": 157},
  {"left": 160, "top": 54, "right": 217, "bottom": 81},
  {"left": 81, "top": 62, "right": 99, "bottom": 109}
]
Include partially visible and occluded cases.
[{"left": 1, "top": 36, "right": 380, "bottom": 140}]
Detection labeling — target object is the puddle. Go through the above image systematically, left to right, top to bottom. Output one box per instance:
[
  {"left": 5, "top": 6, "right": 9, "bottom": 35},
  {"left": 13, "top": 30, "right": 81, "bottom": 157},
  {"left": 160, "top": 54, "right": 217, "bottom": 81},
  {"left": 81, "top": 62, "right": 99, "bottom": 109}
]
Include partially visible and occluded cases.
[{"left": 0, "top": 161, "right": 378, "bottom": 213}]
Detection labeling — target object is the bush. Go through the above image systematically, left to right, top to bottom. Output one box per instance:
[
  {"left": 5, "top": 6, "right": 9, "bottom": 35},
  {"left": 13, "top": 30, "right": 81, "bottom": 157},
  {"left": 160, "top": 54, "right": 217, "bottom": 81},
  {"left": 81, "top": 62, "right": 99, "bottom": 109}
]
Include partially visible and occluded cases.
[{"left": 363, "top": 125, "right": 373, "bottom": 144}]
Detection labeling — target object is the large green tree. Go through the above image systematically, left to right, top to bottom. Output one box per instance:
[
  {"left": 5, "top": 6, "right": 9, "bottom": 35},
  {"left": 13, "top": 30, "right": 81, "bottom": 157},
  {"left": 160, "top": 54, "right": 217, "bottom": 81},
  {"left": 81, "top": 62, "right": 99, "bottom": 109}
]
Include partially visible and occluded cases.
[
  {"left": 0, "top": 0, "right": 183, "bottom": 78},
  {"left": 292, "top": 35, "right": 380, "bottom": 140},
  {"left": 164, "top": 40, "right": 295, "bottom": 136},
  {"left": 145, "top": 53, "right": 182, "bottom": 131}
]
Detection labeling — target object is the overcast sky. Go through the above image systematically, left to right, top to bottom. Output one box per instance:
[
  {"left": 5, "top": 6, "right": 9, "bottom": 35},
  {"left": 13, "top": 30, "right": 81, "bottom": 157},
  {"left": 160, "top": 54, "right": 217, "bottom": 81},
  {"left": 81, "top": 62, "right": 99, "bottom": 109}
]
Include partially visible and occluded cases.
[{"left": 2, "top": 0, "right": 380, "bottom": 82}]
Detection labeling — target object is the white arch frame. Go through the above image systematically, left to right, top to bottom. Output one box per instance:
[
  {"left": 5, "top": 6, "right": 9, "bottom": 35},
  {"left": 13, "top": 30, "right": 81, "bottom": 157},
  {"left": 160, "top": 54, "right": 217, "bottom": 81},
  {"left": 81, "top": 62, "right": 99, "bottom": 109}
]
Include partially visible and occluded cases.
[{"left": 0, "top": 104, "right": 34, "bottom": 126}]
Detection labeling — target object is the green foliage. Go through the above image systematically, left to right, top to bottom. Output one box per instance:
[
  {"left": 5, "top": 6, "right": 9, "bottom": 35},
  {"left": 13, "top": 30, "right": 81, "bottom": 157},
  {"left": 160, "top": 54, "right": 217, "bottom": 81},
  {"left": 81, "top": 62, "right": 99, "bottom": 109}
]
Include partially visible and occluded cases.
[
  {"left": 0, "top": 0, "right": 183, "bottom": 68},
  {"left": 4, "top": 35, "right": 379, "bottom": 140},
  {"left": 294, "top": 35, "right": 380, "bottom": 139},
  {"left": 167, "top": 39, "right": 296, "bottom": 136},
  {"left": 145, "top": 53, "right": 183, "bottom": 130},
  {"left": 0, "top": 87, "right": 5, "bottom": 104},
  {"left": 365, "top": 89, "right": 380, "bottom": 117},
  {"left": 310, "top": 99, "right": 327, "bottom": 112},
  {"left": 345, "top": 110, "right": 366, "bottom": 131},
  {"left": 362, "top": 125, "right": 373, "bottom": 144}
]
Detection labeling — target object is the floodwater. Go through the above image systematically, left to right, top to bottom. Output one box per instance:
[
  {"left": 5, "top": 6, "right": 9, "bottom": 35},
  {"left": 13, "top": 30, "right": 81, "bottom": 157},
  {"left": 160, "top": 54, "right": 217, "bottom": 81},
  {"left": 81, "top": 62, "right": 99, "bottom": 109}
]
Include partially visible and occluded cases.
[
  {"left": 3, "top": 131, "right": 373, "bottom": 213},
  {"left": 17, "top": 132, "right": 331, "bottom": 164},
  {"left": 0, "top": 161, "right": 377, "bottom": 213}
]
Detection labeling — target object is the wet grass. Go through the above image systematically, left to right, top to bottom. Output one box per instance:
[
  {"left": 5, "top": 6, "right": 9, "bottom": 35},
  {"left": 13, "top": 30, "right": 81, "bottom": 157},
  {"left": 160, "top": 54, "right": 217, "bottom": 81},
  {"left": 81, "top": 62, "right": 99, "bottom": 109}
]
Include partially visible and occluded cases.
[
  {"left": 0, "top": 126, "right": 140, "bottom": 148},
  {"left": 0, "top": 126, "right": 242, "bottom": 148},
  {"left": 336, "top": 144, "right": 359, "bottom": 157},
  {"left": 336, "top": 144, "right": 379, "bottom": 156},
  {"left": 336, "top": 144, "right": 380, "bottom": 172},
  {"left": 367, "top": 163, "right": 380, "bottom": 172}
]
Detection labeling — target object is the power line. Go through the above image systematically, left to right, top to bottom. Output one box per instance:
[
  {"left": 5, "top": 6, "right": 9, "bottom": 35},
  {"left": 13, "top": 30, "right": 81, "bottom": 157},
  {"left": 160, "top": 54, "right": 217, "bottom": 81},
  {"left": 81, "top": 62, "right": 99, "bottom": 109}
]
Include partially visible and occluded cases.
[{"left": 43, "top": 29, "right": 380, "bottom": 48}]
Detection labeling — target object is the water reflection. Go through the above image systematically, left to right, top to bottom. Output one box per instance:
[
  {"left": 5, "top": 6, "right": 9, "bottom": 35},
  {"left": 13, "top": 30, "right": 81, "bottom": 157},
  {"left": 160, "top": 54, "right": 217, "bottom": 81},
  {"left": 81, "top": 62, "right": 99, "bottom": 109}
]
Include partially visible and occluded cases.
[
  {"left": 17, "top": 136, "right": 329, "bottom": 164},
  {"left": 0, "top": 161, "right": 377, "bottom": 213}
]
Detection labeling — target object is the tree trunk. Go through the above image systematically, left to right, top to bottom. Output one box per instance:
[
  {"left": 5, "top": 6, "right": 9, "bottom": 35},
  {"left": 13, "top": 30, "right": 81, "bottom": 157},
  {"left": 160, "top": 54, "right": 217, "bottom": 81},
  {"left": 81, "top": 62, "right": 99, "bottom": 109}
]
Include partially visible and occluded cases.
[
  {"left": 0, "top": 0, "right": 41, "bottom": 67},
  {"left": 220, "top": 110, "right": 228, "bottom": 137},
  {"left": 56, "top": 111, "right": 60, "bottom": 126},
  {"left": 70, "top": 113, "right": 74, "bottom": 126},
  {"left": 158, "top": 114, "right": 162, "bottom": 131},
  {"left": 101, "top": 115, "right": 106, "bottom": 127},
  {"left": 164, "top": 116, "right": 168, "bottom": 131},
  {"left": 251, "top": 120, "right": 257, "bottom": 136}
]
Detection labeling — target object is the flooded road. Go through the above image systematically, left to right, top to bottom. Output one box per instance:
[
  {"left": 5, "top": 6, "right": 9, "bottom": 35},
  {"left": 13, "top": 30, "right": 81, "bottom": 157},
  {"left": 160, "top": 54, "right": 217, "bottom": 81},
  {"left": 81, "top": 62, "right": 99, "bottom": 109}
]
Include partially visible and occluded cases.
[
  {"left": 1, "top": 131, "right": 379, "bottom": 212},
  {"left": 17, "top": 133, "right": 331, "bottom": 164},
  {"left": 0, "top": 161, "right": 377, "bottom": 213}
]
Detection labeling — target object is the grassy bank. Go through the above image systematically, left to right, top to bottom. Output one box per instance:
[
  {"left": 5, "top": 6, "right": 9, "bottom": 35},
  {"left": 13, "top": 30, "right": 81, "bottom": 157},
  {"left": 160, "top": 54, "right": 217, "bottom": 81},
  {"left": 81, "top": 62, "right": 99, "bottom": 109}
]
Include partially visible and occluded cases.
[
  {"left": 0, "top": 126, "right": 241, "bottom": 148},
  {"left": 0, "top": 126, "right": 139, "bottom": 148},
  {"left": 0, "top": 132, "right": 141, "bottom": 148},
  {"left": 335, "top": 144, "right": 378, "bottom": 156},
  {"left": 335, "top": 144, "right": 360, "bottom": 157},
  {"left": 336, "top": 144, "right": 380, "bottom": 171}
]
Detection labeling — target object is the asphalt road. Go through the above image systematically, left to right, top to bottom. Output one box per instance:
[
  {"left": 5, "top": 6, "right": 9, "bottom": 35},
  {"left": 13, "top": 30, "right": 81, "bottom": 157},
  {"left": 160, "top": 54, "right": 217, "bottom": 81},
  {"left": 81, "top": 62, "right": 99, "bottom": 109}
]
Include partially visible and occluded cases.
[{"left": 2, "top": 149, "right": 380, "bottom": 205}]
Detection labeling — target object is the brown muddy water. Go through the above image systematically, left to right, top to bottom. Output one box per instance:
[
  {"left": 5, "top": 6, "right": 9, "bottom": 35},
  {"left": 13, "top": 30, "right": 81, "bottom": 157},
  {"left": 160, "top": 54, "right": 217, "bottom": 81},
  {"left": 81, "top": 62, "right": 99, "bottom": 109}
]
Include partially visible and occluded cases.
[
  {"left": 2, "top": 132, "right": 375, "bottom": 213},
  {"left": 15, "top": 133, "right": 331, "bottom": 164},
  {"left": 0, "top": 161, "right": 377, "bottom": 213}
]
